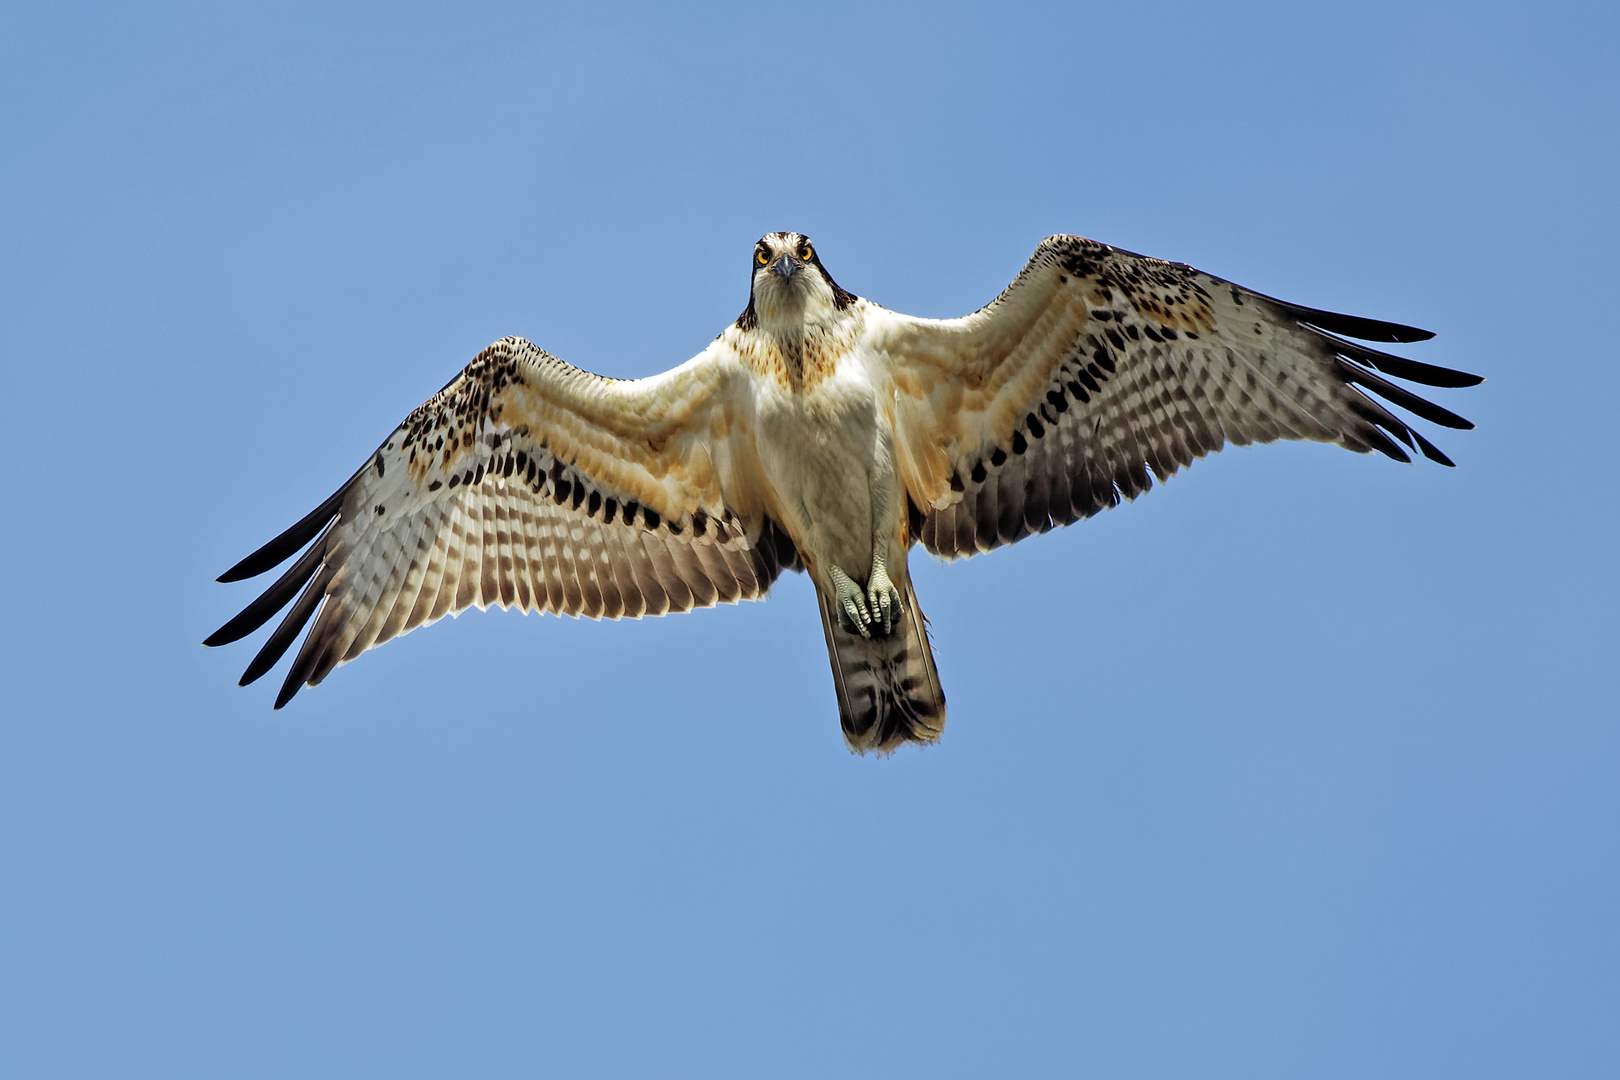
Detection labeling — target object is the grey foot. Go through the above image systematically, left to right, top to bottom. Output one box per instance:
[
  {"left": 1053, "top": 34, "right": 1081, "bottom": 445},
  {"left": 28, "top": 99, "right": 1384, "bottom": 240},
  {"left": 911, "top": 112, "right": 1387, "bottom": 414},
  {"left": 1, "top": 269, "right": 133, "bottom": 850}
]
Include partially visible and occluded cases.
[{"left": 830, "top": 555, "right": 903, "bottom": 638}]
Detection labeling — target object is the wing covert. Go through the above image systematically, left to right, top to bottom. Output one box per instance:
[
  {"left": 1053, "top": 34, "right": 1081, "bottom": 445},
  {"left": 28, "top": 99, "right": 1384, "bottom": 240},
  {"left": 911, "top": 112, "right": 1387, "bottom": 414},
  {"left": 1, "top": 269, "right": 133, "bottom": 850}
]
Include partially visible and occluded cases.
[{"left": 874, "top": 235, "right": 1482, "bottom": 558}]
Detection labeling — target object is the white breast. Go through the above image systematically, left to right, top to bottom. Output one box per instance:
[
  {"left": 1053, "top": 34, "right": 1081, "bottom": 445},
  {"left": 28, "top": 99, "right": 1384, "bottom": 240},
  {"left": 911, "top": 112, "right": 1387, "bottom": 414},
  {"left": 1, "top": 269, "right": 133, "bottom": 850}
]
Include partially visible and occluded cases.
[{"left": 750, "top": 346, "right": 895, "bottom": 576}]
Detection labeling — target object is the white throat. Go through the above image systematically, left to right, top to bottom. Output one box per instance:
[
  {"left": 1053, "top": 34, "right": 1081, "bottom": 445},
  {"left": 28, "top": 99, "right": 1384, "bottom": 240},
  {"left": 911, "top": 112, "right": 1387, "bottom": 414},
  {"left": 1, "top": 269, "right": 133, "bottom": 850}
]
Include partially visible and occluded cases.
[{"left": 751, "top": 271, "right": 842, "bottom": 341}]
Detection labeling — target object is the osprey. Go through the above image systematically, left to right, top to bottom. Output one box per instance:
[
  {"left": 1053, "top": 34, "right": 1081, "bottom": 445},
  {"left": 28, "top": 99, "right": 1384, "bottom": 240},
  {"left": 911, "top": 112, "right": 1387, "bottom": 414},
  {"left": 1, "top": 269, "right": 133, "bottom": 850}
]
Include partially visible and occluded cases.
[{"left": 207, "top": 233, "right": 1480, "bottom": 751}]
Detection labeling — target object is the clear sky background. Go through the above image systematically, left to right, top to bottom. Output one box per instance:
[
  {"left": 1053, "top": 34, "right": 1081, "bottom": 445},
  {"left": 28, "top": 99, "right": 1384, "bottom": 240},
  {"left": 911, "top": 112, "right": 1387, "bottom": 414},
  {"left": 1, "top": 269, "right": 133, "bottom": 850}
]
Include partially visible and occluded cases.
[{"left": 2, "top": 2, "right": 1616, "bottom": 1076}]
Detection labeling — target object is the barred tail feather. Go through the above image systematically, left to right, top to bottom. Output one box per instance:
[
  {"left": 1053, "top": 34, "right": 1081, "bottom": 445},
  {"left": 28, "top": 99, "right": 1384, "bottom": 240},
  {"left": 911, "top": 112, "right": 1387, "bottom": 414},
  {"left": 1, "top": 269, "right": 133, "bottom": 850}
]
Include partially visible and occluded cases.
[{"left": 816, "top": 579, "right": 946, "bottom": 753}]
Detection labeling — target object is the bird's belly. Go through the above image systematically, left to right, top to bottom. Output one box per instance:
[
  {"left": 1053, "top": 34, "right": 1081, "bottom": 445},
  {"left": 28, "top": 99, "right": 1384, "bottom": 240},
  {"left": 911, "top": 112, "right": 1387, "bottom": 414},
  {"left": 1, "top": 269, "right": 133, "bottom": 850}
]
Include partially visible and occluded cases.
[{"left": 754, "top": 385, "right": 891, "bottom": 579}]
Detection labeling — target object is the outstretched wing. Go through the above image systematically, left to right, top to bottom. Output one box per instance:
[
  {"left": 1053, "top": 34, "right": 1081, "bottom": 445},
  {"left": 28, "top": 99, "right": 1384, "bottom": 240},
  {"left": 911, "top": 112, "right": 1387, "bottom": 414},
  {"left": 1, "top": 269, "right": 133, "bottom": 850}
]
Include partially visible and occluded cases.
[
  {"left": 874, "top": 235, "right": 1482, "bottom": 558},
  {"left": 206, "top": 336, "right": 798, "bottom": 707}
]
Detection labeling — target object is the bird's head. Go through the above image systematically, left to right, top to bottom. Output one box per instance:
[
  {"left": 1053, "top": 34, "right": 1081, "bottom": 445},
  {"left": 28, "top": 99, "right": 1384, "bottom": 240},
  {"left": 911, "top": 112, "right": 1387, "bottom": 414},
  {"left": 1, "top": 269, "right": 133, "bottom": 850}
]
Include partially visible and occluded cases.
[{"left": 741, "top": 231, "right": 856, "bottom": 333}]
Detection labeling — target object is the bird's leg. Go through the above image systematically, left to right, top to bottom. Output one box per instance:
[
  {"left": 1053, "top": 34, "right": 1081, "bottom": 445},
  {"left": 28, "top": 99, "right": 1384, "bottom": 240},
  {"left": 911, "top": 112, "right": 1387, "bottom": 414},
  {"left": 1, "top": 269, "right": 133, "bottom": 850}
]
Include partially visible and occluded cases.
[{"left": 852, "top": 434, "right": 903, "bottom": 637}]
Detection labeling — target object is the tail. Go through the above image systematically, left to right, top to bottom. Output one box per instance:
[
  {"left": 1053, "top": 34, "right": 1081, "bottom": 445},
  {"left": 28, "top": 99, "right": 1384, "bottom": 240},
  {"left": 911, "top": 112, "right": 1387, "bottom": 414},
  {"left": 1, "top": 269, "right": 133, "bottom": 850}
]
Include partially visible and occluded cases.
[{"left": 816, "top": 576, "right": 946, "bottom": 753}]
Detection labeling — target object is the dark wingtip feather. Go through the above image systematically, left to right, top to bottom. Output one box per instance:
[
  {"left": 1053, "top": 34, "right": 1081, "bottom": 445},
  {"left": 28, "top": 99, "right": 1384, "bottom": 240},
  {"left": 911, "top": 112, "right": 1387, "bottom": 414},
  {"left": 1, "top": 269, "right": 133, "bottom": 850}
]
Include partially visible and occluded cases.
[
  {"left": 1280, "top": 300, "right": 1435, "bottom": 344},
  {"left": 1319, "top": 332, "right": 1483, "bottom": 389},
  {"left": 1356, "top": 351, "right": 1482, "bottom": 389},
  {"left": 1337, "top": 360, "right": 1475, "bottom": 430},
  {"left": 1363, "top": 425, "right": 1413, "bottom": 463},
  {"left": 1412, "top": 431, "right": 1456, "bottom": 467},
  {"left": 217, "top": 471, "right": 356, "bottom": 582},
  {"left": 205, "top": 528, "right": 331, "bottom": 647},
  {"left": 237, "top": 564, "right": 333, "bottom": 689},
  {"left": 276, "top": 619, "right": 338, "bottom": 709},
  {"left": 273, "top": 672, "right": 302, "bottom": 710}
]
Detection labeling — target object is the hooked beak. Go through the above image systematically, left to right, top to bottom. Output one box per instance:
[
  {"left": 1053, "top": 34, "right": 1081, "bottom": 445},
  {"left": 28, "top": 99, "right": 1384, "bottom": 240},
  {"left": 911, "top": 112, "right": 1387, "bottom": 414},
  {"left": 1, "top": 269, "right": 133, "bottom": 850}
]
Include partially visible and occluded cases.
[{"left": 770, "top": 254, "right": 799, "bottom": 280}]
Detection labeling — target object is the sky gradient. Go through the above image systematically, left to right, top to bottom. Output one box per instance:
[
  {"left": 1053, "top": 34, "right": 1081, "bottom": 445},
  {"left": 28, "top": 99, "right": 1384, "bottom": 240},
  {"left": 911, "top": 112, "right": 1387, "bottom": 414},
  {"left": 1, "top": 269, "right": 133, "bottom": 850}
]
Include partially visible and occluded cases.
[{"left": 3, "top": 2, "right": 1617, "bottom": 1076}]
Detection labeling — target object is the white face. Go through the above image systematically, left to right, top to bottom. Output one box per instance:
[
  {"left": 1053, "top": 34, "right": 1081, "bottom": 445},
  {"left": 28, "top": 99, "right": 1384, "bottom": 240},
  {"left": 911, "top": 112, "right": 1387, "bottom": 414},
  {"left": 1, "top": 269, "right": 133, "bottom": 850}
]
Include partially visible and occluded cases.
[{"left": 749, "top": 232, "right": 840, "bottom": 328}]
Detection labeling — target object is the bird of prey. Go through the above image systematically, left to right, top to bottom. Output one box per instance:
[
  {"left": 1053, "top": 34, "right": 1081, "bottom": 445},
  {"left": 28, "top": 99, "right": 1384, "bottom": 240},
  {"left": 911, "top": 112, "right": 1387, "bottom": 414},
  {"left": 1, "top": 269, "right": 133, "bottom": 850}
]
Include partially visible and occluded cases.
[{"left": 207, "top": 233, "right": 1479, "bottom": 752}]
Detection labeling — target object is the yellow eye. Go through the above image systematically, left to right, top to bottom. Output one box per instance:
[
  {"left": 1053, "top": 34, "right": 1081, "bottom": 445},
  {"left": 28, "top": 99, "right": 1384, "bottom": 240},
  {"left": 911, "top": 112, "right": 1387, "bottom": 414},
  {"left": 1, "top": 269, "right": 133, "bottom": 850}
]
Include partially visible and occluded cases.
[
  {"left": 798, "top": 245, "right": 813, "bottom": 261},
  {"left": 756, "top": 249, "right": 769, "bottom": 266}
]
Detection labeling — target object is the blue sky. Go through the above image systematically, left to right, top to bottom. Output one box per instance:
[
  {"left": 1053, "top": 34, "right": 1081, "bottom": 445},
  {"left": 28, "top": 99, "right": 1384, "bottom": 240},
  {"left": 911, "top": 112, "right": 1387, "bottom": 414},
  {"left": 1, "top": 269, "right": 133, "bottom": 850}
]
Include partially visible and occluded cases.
[{"left": 2, "top": 1, "right": 1616, "bottom": 1076}]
